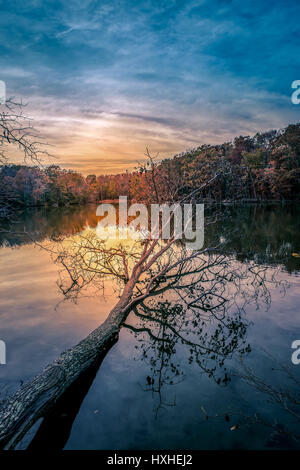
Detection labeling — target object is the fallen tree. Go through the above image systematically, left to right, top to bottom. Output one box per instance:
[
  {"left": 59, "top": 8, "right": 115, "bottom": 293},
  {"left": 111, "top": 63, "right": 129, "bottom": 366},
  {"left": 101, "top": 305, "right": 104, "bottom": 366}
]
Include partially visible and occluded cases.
[
  {"left": 0, "top": 162, "right": 278, "bottom": 449},
  {"left": 0, "top": 212, "right": 205, "bottom": 449},
  {"left": 0, "top": 234, "right": 175, "bottom": 448},
  {"left": 0, "top": 290, "right": 128, "bottom": 449}
]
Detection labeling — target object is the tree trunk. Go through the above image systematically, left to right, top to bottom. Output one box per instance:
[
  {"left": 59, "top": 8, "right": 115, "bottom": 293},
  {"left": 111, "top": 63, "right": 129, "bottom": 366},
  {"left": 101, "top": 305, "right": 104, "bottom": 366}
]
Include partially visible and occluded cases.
[
  {"left": 0, "top": 281, "right": 136, "bottom": 450},
  {"left": 27, "top": 346, "right": 113, "bottom": 450}
]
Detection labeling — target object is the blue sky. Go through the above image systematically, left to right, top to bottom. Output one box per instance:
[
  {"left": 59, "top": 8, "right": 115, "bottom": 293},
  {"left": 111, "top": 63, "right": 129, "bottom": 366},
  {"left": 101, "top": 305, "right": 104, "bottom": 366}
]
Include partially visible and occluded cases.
[{"left": 0, "top": 0, "right": 300, "bottom": 174}]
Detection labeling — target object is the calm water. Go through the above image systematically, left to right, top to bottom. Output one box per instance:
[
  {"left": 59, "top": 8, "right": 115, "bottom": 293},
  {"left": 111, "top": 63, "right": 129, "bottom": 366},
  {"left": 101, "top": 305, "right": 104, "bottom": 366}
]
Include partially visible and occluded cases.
[{"left": 0, "top": 204, "right": 300, "bottom": 449}]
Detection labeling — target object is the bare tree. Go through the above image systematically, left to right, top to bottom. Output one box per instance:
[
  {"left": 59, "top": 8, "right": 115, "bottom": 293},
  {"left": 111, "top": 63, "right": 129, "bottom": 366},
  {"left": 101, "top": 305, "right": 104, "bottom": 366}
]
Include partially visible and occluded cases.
[
  {"left": 0, "top": 97, "right": 50, "bottom": 165},
  {"left": 0, "top": 97, "right": 51, "bottom": 218},
  {"left": 229, "top": 353, "right": 300, "bottom": 445}
]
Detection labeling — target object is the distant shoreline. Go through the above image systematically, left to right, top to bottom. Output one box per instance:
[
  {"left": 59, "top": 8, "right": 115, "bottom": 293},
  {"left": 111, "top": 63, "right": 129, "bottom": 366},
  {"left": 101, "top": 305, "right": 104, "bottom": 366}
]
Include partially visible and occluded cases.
[{"left": 98, "top": 199, "right": 121, "bottom": 204}]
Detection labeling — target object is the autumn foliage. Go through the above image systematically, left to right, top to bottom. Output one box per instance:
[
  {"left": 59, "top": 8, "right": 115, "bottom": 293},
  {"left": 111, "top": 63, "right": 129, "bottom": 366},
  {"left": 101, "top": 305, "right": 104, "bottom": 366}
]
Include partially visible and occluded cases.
[{"left": 1, "top": 124, "right": 300, "bottom": 209}]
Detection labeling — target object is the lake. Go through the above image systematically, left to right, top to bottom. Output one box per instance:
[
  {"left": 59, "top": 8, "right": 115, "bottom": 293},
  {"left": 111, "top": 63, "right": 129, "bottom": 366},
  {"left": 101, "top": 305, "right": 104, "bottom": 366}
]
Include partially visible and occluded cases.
[{"left": 0, "top": 204, "right": 300, "bottom": 449}]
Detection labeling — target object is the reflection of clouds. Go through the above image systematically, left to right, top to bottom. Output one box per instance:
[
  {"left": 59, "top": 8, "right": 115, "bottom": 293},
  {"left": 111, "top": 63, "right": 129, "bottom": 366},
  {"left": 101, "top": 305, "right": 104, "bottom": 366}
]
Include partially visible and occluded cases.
[
  {"left": 96, "top": 224, "right": 149, "bottom": 242},
  {"left": 0, "top": 226, "right": 299, "bottom": 447},
  {"left": 0, "top": 243, "right": 116, "bottom": 384},
  {"left": 248, "top": 273, "right": 300, "bottom": 330}
]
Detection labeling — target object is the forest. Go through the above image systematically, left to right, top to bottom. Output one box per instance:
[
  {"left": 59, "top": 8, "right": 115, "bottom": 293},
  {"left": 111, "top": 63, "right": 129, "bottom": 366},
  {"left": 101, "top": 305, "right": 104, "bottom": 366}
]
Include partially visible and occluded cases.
[
  {"left": 0, "top": 99, "right": 299, "bottom": 452},
  {"left": 1, "top": 123, "right": 300, "bottom": 210}
]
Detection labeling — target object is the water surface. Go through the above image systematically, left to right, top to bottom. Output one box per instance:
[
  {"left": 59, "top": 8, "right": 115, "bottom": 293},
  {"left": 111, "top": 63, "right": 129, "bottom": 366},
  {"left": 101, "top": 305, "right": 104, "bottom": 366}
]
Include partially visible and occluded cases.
[{"left": 0, "top": 204, "right": 299, "bottom": 449}]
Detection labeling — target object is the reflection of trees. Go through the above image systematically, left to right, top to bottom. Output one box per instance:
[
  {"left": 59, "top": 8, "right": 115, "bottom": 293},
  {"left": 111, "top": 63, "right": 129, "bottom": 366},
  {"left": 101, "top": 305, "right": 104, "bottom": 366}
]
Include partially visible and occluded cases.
[
  {"left": 0, "top": 155, "right": 219, "bottom": 449},
  {"left": 0, "top": 158, "right": 288, "bottom": 449},
  {"left": 0, "top": 199, "right": 214, "bottom": 448},
  {"left": 1, "top": 204, "right": 299, "bottom": 275},
  {"left": 0, "top": 205, "right": 99, "bottom": 247},
  {"left": 205, "top": 205, "right": 300, "bottom": 272},
  {"left": 0, "top": 219, "right": 280, "bottom": 449},
  {"left": 57, "top": 234, "right": 279, "bottom": 421},
  {"left": 122, "top": 253, "right": 278, "bottom": 415},
  {"left": 126, "top": 300, "right": 248, "bottom": 417},
  {"left": 229, "top": 353, "right": 300, "bottom": 446}
]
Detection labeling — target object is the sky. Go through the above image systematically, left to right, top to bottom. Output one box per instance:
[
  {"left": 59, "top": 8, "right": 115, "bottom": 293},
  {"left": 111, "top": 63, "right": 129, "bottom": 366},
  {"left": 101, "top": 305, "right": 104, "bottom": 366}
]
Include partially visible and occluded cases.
[{"left": 0, "top": 0, "right": 300, "bottom": 175}]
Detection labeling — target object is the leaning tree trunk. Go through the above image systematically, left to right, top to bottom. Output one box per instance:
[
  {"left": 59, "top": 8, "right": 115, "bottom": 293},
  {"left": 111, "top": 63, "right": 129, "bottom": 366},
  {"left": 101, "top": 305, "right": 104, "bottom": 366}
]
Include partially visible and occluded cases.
[
  {"left": 0, "top": 280, "right": 137, "bottom": 450},
  {"left": 27, "top": 347, "right": 112, "bottom": 450}
]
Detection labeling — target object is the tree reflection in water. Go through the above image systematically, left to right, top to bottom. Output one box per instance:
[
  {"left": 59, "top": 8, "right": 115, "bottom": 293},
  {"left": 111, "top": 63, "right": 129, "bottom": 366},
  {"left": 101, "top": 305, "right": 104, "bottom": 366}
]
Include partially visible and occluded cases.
[
  {"left": 0, "top": 214, "right": 294, "bottom": 450},
  {"left": 53, "top": 233, "right": 280, "bottom": 423},
  {"left": 121, "top": 254, "right": 278, "bottom": 416}
]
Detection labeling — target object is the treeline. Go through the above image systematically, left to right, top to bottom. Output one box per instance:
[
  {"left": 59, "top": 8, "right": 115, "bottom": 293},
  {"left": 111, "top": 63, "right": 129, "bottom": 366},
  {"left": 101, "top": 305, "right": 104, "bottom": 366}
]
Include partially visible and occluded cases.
[
  {"left": 1, "top": 123, "right": 300, "bottom": 208},
  {"left": 135, "top": 123, "right": 300, "bottom": 203},
  {"left": 0, "top": 165, "right": 91, "bottom": 207}
]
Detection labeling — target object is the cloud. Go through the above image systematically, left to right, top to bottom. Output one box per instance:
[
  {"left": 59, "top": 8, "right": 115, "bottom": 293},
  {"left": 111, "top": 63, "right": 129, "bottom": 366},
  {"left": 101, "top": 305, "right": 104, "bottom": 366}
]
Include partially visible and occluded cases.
[{"left": 1, "top": 0, "right": 300, "bottom": 174}]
